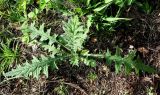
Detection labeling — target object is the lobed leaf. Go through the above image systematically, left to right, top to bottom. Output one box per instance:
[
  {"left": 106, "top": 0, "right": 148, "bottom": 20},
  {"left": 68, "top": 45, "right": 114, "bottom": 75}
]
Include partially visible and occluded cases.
[{"left": 4, "top": 55, "right": 57, "bottom": 79}]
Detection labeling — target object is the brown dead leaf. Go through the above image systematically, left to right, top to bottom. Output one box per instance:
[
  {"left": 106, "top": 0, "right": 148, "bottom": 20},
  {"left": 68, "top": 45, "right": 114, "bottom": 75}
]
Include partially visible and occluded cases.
[
  {"left": 137, "top": 47, "right": 149, "bottom": 57},
  {"left": 138, "top": 47, "right": 149, "bottom": 53},
  {"left": 142, "top": 77, "right": 153, "bottom": 84}
]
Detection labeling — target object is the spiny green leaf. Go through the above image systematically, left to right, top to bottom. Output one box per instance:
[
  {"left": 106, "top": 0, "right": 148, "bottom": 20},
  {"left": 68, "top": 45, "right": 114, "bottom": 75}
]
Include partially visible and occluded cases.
[
  {"left": 61, "top": 15, "right": 88, "bottom": 52},
  {"left": 21, "top": 21, "right": 58, "bottom": 55},
  {"left": 23, "top": 22, "right": 57, "bottom": 45},
  {"left": 105, "top": 48, "right": 155, "bottom": 74},
  {"left": 105, "top": 49, "right": 112, "bottom": 64},
  {"left": 70, "top": 54, "right": 79, "bottom": 66},
  {"left": 4, "top": 55, "right": 56, "bottom": 79},
  {"left": 133, "top": 57, "right": 156, "bottom": 74}
]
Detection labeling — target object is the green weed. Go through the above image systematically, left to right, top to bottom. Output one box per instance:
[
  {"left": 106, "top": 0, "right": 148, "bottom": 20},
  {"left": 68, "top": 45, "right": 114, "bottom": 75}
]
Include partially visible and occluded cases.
[
  {"left": 0, "top": 0, "right": 156, "bottom": 82},
  {"left": 48, "top": 0, "right": 133, "bottom": 31},
  {"left": 136, "top": 1, "right": 153, "bottom": 14},
  {"left": 4, "top": 16, "right": 155, "bottom": 80},
  {"left": 0, "top": 39, "right": 20, "bottom": 74},
  {"left": 87, "top": 72, "right": 97, "bottom": 81},
  {"left": 54, "top": 84, "right": 68, "bottom": 95}
]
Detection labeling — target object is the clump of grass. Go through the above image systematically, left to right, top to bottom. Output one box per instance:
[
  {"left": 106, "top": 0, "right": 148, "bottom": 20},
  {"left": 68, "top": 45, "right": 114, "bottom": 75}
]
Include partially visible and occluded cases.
[{"left": 0, "top": 39, "right": 20, "bottom": 74}]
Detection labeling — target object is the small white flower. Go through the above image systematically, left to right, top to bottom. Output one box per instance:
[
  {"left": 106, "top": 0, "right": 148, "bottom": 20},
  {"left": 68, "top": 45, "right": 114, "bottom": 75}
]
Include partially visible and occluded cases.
[{"left": 129, "top": 45, "right": 134, "bottom": 49}]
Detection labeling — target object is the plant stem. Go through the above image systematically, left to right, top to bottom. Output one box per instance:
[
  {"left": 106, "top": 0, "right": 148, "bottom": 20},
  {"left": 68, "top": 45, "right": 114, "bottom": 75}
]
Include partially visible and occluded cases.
[
  {"left": 115, "top": 7, "right": 121, "bottom": 17},
  {"left": 56, "top": 40, "right": 72, "bottom": 52},
  {"left": 83, "top": 53, "right": 105, "bottom": 58}
]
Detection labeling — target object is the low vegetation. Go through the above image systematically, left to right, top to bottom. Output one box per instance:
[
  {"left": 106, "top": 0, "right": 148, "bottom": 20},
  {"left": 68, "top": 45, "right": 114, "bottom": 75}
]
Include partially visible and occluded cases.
[{"left": 0, "top": 0, "right": 159, "bottom": 95}]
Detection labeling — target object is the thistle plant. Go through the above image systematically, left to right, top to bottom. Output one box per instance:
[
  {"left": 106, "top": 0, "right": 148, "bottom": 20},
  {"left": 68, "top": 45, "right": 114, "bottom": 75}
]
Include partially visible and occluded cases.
[{"left": 4, "top": 15, "right": 155, "bottom": 80}]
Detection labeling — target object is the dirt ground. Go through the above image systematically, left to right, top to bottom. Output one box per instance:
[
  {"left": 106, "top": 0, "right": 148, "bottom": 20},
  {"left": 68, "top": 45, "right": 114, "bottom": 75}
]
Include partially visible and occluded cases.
[{"left": 0, "top": 3, "right": 160, "bottom": 95}]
